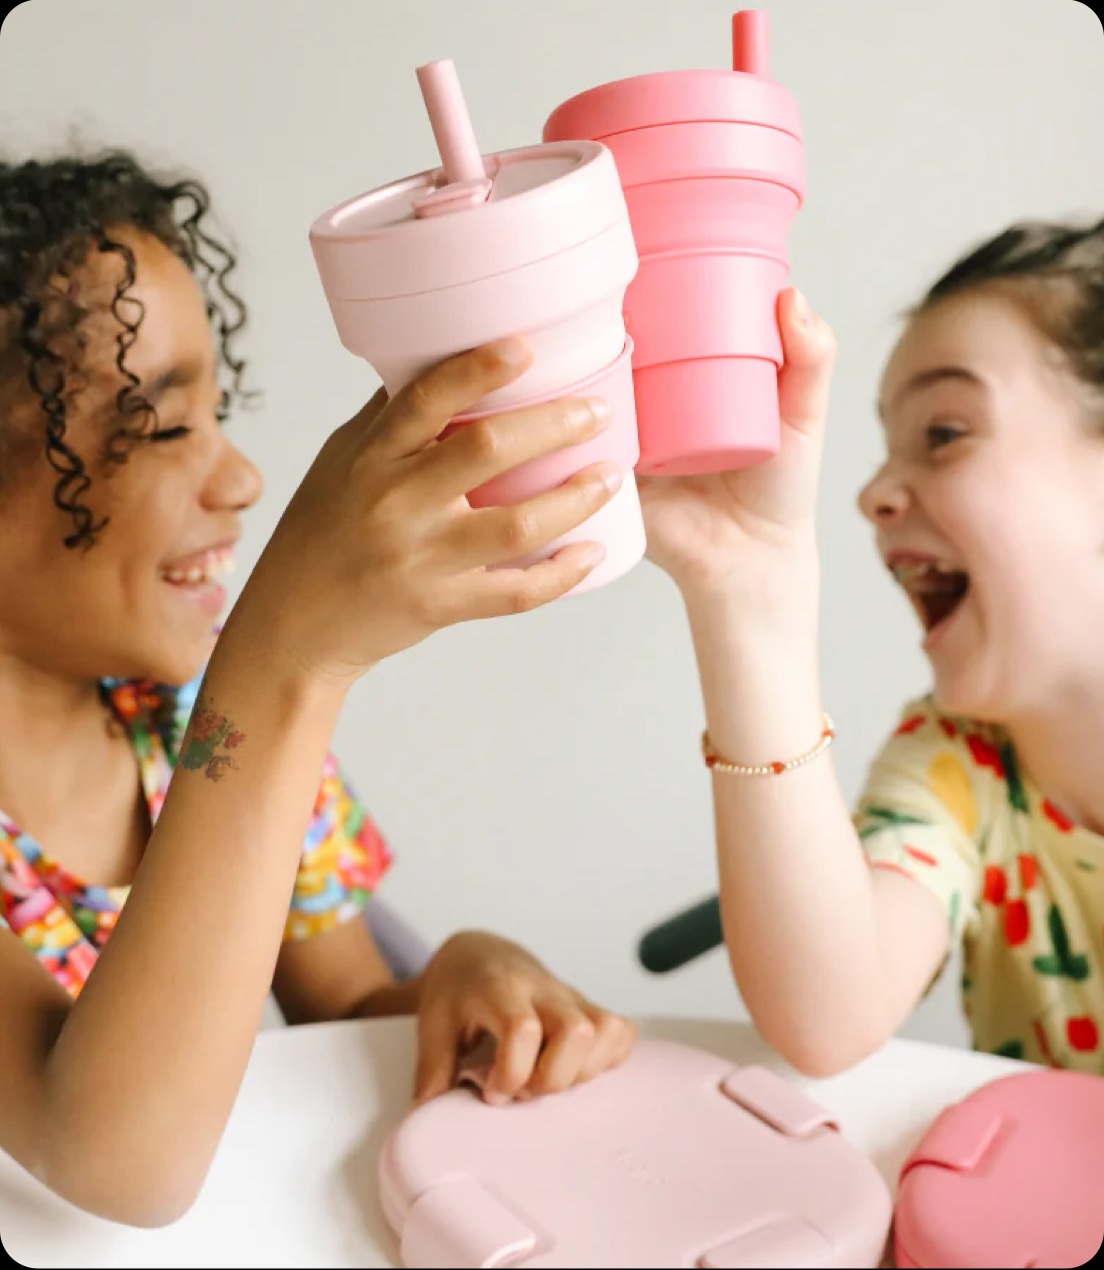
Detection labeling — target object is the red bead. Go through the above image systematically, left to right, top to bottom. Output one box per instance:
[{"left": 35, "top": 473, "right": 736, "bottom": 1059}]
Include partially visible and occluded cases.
[{"left": 771, "top": 761, "right": 785, "bottom": 774}]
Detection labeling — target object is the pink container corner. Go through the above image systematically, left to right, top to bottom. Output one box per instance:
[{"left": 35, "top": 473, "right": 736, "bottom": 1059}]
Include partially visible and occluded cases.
[{"left": 894, "top": 1067, "right": 1104, "bottom": 1268}]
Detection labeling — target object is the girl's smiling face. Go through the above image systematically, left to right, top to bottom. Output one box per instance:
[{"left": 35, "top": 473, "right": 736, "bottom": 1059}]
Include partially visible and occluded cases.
[
  {"left": 0, "top": 231, "right": 263, "bottom": 689},
  {"left": 860, "top": 288, "right": 1104, "bottom": 723}
]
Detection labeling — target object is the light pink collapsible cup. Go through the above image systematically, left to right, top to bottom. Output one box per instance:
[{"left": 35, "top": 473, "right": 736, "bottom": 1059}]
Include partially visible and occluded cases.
[
  {"left": 544, "top": 10, "right": 805, "bottom": 476},
  {"left": 310, "top": 61, "right": 644, "bottom": 595}
]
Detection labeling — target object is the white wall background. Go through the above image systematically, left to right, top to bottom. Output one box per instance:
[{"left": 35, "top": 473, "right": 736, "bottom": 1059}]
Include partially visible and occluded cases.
[{"left": 1, "top": 0, "right": 1101, "bottom": 1046}]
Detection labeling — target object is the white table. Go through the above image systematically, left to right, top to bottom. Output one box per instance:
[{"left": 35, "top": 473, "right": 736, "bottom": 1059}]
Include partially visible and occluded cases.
[{"left": 0, "top": 1015, "right": 1023, "bottom": 1268}]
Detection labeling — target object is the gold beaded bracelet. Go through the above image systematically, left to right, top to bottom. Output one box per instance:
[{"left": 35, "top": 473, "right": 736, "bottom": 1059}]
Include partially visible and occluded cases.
[{"left": 702, "top": 714, "right": 835, "bottom": 777}]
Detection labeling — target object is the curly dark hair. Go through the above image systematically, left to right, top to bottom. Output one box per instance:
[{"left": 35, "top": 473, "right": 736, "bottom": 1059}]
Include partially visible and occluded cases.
[
  {"left": 0, "top": 148, "right": 255, "bottom": 549},
  {"left": 915, "top": 216, "right": 1104, "bottom": 417}
]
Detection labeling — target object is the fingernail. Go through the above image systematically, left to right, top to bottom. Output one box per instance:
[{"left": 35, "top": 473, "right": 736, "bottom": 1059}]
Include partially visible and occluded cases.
[
  {"left": 793, "top": 289, "right": 812, "bottom": 326},
  {"left": 492, "top": 336, "right": 530, "bottom": 367},
  {"left": 587, "top": 396, "right": 612, "bottom": 424},
  {"left": 596, "top": 463, "right": 623, "bottom": 494},
  {"left": 579, "top": 542, "right": 607, "bottom": 569},
  {"left": 484, "top": 1089, "right": 509, "bottom": 1107}
]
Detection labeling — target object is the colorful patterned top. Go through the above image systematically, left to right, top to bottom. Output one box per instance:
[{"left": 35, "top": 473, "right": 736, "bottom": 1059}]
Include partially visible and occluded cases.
[
  {"left": 0, "top": 677, "right": 392, "bottom": 997},
  {"left": 856, "top": 695, "right": 1104, "bottom": 1072}
]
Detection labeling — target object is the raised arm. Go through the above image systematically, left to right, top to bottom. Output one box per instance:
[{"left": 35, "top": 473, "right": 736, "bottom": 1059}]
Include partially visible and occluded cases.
[{"left": 0, "top": 339, "right": 621, "bottom": 1225}]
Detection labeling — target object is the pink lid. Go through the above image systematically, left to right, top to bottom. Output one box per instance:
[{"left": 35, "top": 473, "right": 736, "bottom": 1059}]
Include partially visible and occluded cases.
[
  {"left": 543, "top": 11, "right": 801, "bottom": 144},
  {"left": 311, "top": 58, "right": 630, "bottom": 302},
  {"left": 310, "top": 142, "right": 627, "bottom": 301},
  {"left": 895, "top": 1068, "right": 1104, "bottom": 1268}
]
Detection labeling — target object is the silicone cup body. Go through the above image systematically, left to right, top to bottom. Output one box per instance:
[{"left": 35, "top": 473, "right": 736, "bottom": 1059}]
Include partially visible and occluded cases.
[
  {"left": 544, "top": 69, "right": 805, "bottom": 476},
  {"left": 309, "top": 141, "right": 644, "bottom": 592}
]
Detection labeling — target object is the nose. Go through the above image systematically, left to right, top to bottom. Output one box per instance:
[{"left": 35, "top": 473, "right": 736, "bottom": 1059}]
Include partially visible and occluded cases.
[
  {"left": 202, "top": 434, "right": 264, "bottom": 514},
  {"left": 857, "top": 462, "right": 909, "bottom": 525}
]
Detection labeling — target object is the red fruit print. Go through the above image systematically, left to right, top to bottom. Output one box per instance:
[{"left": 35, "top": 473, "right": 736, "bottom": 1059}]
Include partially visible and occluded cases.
[
  {"left": 895, "top": 714, "right": 927, "bottom": 736},
  {"left": 939, "top": 719, "right": 958, "bottom": 739},
  {"left": 966, "top": 734, "right": 1005, "bottom": 777},
  {"left": 1042, "top": 800, "right": 1074, "bottom": 833},
  {"left": 904, "top": 845, "right": 939, "bottom": 867},
  {"left": 1018, "top": 854, "right": 1039, "bottom": 890},
  {"left": 867, "top": 861, "right": 915, "bottom": 882},
  {"left": 982, "top": 865, "right": 1007, "bottom": 906},
  {"left": 1004, "top": 900, "right": 1031, "bottom": 947},
  {"left": 1066, "top": 1016, "right": 1099, "bottom": 1052}
]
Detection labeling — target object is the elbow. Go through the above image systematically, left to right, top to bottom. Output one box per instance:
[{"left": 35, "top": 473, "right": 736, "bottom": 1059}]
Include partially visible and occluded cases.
[
  {"left": 752, "top": 1011, "right": 891, "bottom": 1080},
  {"left": 38, "top": 1148, "right": 205, "bottom": 1229}
]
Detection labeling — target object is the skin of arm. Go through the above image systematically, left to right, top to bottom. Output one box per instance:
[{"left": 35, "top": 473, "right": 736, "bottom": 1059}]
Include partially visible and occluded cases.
[{"left": 640, "top": 290, "right": 949, "bottom": 1077}]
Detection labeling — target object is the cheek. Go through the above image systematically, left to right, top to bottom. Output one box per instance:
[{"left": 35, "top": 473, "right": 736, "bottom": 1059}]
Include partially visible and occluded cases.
[{"left": 99, "top": 469, "right": 191, "bottom": 567}]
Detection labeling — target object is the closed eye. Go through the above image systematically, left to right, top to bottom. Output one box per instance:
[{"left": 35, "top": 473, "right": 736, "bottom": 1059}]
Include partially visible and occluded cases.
[
  {"left": 925, "top": 422, "right": 966, "bottom": 451},
  {"left": 149, "top": 425, "right": 194, "bottom": 444}
]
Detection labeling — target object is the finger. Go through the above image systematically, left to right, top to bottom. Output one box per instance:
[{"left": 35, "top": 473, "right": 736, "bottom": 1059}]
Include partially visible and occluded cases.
[
  {"left": 776, "top": 287, "right": 837, "bottom": 437},
  {"left": 369, "top": 339, "right": 534, "bottom": 457},
  {"left": 414, "top": 394, "right": 613, "bottom": 504},
  {"left": 444, "top": 462, "right": 623, "bottom": 571},
  {"left": 446, "top": 540, "right": 608, "bottom": 623},
  {"left": 524, "top": 1006, "right": 596, "bottom": 1097},
  {"left": 413, "top": 1007, "right": 460, "bottom": 1105},
  {"left": 479, "top": 1010, "right": 544, "bottom": 1105},
  {"left": 575, "top": 1011, "right": 638, "bottom": 1085}
]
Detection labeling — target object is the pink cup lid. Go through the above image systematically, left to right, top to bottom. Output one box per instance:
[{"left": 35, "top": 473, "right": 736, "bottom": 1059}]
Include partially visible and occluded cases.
[
  {"left": 543, "top": 10, "right": 801, "bottom": 143},
  {"left": 310, "top": 59, "right": 630, "bottom": 302}
]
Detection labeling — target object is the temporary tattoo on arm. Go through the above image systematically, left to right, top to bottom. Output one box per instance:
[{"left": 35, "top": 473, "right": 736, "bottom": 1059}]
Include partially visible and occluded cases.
[{"left": 180, "top": 688, "right": 246, "bottom": 782}]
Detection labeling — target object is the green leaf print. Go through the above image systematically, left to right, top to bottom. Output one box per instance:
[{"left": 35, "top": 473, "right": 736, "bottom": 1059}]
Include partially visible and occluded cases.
[
  {"left": 999, "top": 743, "right": 1029, "bottom": 814},
  {"left": 858, "top": 806, "right": 930, "bottom": 840},
  {"left": 1074, "top": 858, "right": 1097, "bottom": 873},
  {"left": 1031, "top": 905, "right": 1091, "bottom": 981},
  {"left": 1049, "top": 905, "right": 1071, "bottom": 962},
  {"left": 993, "top": 1039, "right": 1025, "bottom": 1061}
]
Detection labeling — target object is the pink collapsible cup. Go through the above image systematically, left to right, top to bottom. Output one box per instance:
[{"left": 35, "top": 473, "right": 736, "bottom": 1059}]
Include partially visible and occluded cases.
[
  {"left": 544, "top": 10, "right": 805, "bottom": 476},
  {"left": 310, "top": 60, "right": 644, "bottom": 594}
]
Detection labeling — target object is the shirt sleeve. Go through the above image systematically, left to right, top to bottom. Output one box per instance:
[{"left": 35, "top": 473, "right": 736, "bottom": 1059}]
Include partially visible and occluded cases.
[
  {"left": 854, "top": 697, "right": 985, "bottom": 945},
  {"left": 283, "top": 754, "right": 394, "bottom": 942}
]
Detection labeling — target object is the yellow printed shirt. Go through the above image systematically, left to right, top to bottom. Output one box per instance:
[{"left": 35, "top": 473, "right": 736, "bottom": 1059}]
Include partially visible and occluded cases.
[
  {"left": 0, "top": 677, "right": 392, "bottom": 997},
  {"left": 855, "top": 696, "right": 1104, "bottom": 1071}
]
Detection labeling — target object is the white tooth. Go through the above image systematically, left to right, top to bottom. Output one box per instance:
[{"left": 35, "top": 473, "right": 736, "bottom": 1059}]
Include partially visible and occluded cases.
[{"left": 186, "top": 567, "right": 203, "bottom": 584}]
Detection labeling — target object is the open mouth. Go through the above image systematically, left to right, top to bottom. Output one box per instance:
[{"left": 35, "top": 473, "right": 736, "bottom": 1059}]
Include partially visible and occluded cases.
[
  {"left": 160, "top": 546, "right": 236, "bottom": 591},
  {"left": 891, "top": 560, "right": 970, "bottom": 635}
]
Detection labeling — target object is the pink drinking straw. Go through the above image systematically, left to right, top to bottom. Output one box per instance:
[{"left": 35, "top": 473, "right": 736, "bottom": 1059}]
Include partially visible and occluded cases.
[{"left": 412, "top": 59, "right": 492, "bottom": 217}]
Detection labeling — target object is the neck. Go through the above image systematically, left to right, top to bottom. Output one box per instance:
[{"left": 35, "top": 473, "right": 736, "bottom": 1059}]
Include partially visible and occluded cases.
[
  {"left": 0, "top": 651, "right": 117, "bottom": 814},
  {"left": 1007, "top": 681, "right": 1104, "bottom": 835}
]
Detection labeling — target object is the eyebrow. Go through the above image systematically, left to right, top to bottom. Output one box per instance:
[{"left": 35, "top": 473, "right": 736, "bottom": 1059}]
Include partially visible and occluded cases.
[
  {"left": 138, "top": 359, "right": 207, "bottom": 405},
  {"left": 877, "top": 366, "right": 985, "bottom": 422}
]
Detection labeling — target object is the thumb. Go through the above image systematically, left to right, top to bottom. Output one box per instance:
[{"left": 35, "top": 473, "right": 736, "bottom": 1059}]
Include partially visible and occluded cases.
[
  {"left": 777, "top": 288, "right": 837, "bottom": 437},
  {"left": 413, "top": 1007, "right": 459, "bottom": 1105}
]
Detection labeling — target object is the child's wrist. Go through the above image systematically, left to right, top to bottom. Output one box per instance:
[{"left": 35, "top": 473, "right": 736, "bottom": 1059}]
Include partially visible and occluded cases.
[{"left": 679, "top": 543, "right": 820, "bottom": 634}]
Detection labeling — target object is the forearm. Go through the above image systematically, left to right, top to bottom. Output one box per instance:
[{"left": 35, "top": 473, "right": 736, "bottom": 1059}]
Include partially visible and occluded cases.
[
  {"left": 684, "top": 557, "right": 896, "bottom": 1073},
  {"left": 41, "top": 611, "right": 348, "bottom": 1223}
]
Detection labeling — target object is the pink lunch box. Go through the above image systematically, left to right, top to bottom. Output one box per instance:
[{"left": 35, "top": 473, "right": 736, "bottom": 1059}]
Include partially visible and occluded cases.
[
  {"left": 378, "top": 1038, "right": 893, "bottom": 1268},
  {"left": 894, "top": 1068, "right": 1104, "bottom": 1268}
]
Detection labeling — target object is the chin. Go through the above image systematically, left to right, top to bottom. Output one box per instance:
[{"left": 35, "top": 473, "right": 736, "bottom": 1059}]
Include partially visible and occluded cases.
[{"left": 930, "top": 663, "right": 1008, "bottom": 726}]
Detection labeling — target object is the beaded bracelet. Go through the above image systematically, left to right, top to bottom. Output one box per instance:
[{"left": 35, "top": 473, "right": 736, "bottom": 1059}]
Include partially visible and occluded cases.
[{"left": 702, "top": 714, "right": 835, "bottom": 777}]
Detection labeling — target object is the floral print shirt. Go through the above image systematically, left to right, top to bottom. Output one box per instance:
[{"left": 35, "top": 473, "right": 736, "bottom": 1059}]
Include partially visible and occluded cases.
[
  {"left": 0, "top": 676, "right": 392, "bottom": 997},
  {"left": 856, "top": 695, "right": 1104, "bottom": 1071}
]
